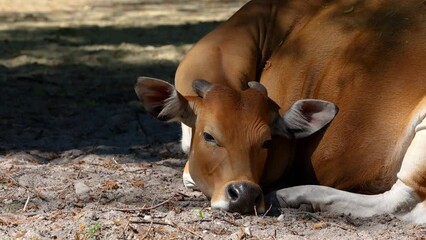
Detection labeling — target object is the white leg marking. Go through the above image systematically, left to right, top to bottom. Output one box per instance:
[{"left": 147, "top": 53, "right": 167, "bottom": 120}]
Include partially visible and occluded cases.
[
  {"left": 397, "top": 112, "right": 426, "bottom": 189},
  {"left": 397, "top": 113, "right": 426, "bottom": 223},
  {"left": 181, "top": 123, "right": 192, "bottom": 154},
  {"left": 182, "top": 161, "right": 197, "bottom": 189},
  {"left": 182, "top": 171, "right": 197, "bottom": 189},
  {"left": 274, "top": 180, "right": 423, "bottom": 220},
  {"left": 400, "top": 201, "right": 426, "bottom": 224}
]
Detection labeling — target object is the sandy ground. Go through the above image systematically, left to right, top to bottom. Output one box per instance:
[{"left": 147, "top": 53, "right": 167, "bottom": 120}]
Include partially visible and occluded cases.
[{"left": 1, "top": 0, "right": 425, "bottom": 239}]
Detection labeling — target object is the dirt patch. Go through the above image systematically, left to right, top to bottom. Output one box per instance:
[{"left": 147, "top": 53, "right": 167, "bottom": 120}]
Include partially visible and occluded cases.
[{"left": 1, "top": 0, "right": 425, "bottom": 239}]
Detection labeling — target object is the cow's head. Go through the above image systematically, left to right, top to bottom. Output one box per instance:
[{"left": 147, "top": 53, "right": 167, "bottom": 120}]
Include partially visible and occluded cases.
[{"left": 135, "top": 77, "right": 338, "bottom": 214}]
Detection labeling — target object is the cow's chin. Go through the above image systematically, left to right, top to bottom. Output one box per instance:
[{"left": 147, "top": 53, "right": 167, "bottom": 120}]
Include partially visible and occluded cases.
[{"left": 210, "top": 182, "right": 266, "bottom": 214}]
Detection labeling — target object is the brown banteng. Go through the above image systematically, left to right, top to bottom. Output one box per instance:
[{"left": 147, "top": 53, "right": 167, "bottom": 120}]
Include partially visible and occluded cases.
[{"left": 135, "top": 0, "right": 426, "bottom": 223}]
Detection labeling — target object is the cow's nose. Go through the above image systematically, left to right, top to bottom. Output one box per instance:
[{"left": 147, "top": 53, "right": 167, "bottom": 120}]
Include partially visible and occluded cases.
[{"left": 226, "top": 182, "right": 263, "bottom": 213}]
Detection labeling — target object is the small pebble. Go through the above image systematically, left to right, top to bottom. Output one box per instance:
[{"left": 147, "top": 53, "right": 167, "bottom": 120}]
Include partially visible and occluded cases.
[
  {"left": 74, "top": 181, "right": 91, "bottom": 196},
  {"left": 244, "top": 227, "right": 251, "bottom": 236}
]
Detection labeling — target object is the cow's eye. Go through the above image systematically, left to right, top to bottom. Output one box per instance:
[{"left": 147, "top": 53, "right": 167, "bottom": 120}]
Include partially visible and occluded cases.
[
  {"left": 203, "top": 132, "right": 216, "bottom": 144},
  {"left": 262, "top": 139, "right": 272, "bottom": 149}
]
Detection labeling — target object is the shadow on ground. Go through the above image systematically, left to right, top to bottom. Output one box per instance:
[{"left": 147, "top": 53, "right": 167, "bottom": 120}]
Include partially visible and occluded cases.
[{"left": 0, "top": 18, "right": 221, "bottom": 161}]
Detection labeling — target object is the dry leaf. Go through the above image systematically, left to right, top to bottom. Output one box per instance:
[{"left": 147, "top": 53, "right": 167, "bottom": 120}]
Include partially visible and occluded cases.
[
  {"left": 103, "top": 160, "right": 121, "bottom": 170},
  {"left": 102, "top": 180, "right": 119, "bottom": 190},
  {"left": 131, "top": 180, "right": 144, "bottom": 188},
  {"left": 0, "top": 218, "right": 10, "bottom": 226},
  {"left": 312, "top": 222, "right": 328, "bottom": 230},
  {"left": 79, "top": 224, "right": 86, "bottom": 232},
  {"left": 15, "top": 232, "right": 25, "bottom": 238}
]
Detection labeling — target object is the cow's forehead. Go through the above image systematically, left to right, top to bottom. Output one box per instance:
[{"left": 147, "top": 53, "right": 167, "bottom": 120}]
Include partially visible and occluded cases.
[
  {"left": 195, "top": 86, "right": 274, "bottom": 139},
  {"left": 202, "top": 86, "right": 271, "bottom": 116}
]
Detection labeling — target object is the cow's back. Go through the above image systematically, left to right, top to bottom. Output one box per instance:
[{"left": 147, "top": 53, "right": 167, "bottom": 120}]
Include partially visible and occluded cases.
[{"left": 260, "top": 0, "right": 426, "bottom": 192}]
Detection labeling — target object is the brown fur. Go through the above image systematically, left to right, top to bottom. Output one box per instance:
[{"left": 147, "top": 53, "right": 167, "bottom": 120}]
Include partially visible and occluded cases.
[{"left": 175, "top": 0, "right": 426, "bottom": 203}]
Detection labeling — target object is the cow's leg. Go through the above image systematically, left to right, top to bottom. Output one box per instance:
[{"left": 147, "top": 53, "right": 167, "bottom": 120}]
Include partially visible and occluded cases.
[
  {"left": 268, "top": 116, "right": 426, "bottom": 223},
  {"left": 181, "top": 123, "right": 192, "bottom": 154},
  {"left": 181, "top": 123, "right": 197, "bottom": 189},
  {"left": 181, "top": 123, "right": 196, "bottom": 189},
  {"left": 183, "top": 160, "right": 197, "bottom": 189},
  {"left": 267, "top": 180, "right": 424, "bottom": 220}
]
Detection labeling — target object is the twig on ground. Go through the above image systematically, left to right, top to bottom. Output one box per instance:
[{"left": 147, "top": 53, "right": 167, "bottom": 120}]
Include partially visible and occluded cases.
[
  {"left": 76, "top": 169, "right": 82, "bottom": 179},
  {"left": 3, "top": 173, "right": 48, "bottom": 201},
  {"left": 57, "top": 183, "right": 73, "bottom": 198},
  {"left": 176, "top": 191, "right": 201, "bottom": 202},
  {"left": 177, "top": 191, "right": 190, "bottom": 198},
  {"left": 22, "top": 195, "right": 30, "bottom": 212},
  {"left": 112, "top": 195, "right": 175, "bottom": 212},
  {"left": 176, "top": 196, "right": 207, "bottom": 202},
  {"left": 262, "top": 204, "right": 273, "bottom": 218},
  {"left": 294, "top": 211, "right": 322, "bottom": 222},
  {"left": 294, "top": 211, "right": 354, "bottom": 231},
  {"left": 212, "top": 212, "right": 241, "bottom": 227},
  {"left": 24, "top": 213, "right": 38, "bottom": 217},
  {"left": 343, "top": 215, "right": 359, "bottom": 226},
  {"left": 221, "top": 217, "right": 241, "bottom": 227},
  {"left": 131, "top": 218, "right": 206, "bottom": 239},
  {"left": 140, "top": 218, "right": 154, "bottom": 240},
  {"left": 130, "top": 219, "right": 175, "bottom": 227},
  {"left": 184, "top": 219, "right": 212, "bottom": 224},
  {"left": 122, "top": 220, "right": 130, "bottom": 239},
  {"left": 128, "top": 224, "right": 139, "bottom": 233},
  {"left": 178, "top": 225, "right": 205, "bottom": 240},
  {"left": 288, "top": 228, "right": 299, "bottom": 235}
]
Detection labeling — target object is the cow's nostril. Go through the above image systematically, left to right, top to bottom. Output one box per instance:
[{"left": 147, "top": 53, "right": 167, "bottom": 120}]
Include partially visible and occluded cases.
[{"left": 227, "top": 185, "right": 239, "bottom": 201}]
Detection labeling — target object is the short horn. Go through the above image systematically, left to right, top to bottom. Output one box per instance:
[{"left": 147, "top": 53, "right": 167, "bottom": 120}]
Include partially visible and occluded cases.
[
  {"left": 192, "top": 79, "right": 213, "bottom": 98},
  {"left": 248, "top": 81, "right": 268, "bottom": 96}
]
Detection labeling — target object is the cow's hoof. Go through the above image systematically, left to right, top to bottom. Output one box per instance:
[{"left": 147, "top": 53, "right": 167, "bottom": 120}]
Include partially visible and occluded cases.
[
  {"left": 263, "top": 191, "right": 285, "bottom": 216},
  {"left": 265, "top": 191, "right": 290, "bottom": 208},
  {"left": 265, "top": 191, "right": 314, "bottom": 214}
]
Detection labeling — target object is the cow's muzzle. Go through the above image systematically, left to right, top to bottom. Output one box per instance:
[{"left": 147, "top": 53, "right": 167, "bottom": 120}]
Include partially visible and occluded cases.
[{"left": 225, "top": 182, "right": 264, "bottom": 214}]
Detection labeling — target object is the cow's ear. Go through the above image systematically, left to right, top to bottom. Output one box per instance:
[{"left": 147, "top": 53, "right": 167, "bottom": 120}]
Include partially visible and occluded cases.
[
  {"left": 135, "top": 77, "right": 196, "bottom": 127},
  {"left": 273, "top": 99, "right": 338, "bottom": 139}
]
